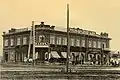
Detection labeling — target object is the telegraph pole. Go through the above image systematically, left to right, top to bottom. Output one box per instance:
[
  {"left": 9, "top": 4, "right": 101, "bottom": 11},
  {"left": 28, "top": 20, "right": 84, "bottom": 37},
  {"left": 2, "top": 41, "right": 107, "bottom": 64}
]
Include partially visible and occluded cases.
[
  {"left": 66, "top": 4, "right": 70, "bottom": 73},
  {"left": 32, "top": 21, "right": 36, "bottom": 66}
]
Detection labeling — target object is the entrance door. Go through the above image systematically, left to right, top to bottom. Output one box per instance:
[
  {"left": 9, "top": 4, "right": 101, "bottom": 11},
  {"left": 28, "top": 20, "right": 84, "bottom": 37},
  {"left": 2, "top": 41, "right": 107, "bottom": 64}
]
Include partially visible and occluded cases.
[
  {"left": 36, "top": 48, "right": 48, "bottom": 63},
  {"left": 5, "top": 53, "right": 8, "bottom": 62}
]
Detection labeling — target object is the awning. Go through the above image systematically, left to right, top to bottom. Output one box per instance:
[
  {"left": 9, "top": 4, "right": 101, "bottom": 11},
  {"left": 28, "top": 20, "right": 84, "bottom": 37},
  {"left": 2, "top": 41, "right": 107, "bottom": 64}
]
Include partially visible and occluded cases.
[
  {"left": 51, "top": 51, "right": 61, "bottom": 58},
  {"left": 61, "top": 52, "right": 71, "bottom": 58},
  {"left": 61, "top": 52, "right": 67, "bottom": 58},
  {"left": 70, "top": 52, "right": 79, "bottom": 56}
]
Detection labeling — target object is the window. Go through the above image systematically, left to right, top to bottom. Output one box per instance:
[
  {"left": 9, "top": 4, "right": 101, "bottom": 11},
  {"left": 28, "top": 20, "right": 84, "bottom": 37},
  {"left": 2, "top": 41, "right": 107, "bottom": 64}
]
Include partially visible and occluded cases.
[
  {"left": 39, "top": 35, "right": 45, "bottom": 42},
  {"left": 50, "top": 36, "right": 55, "bottom": 44},
  {"left": 23, "top": 37, "right": 27, "bottom": 45},
  {"left": 57, "top": 37, "right": 61, "bottom": 45},
  {"left": 62, "top": 37, "right": 67, "bottom": 45},
  {"left": 17, "top": 38, "right": 21, "bottom": 45},
  {"left": 71, "top": 38, "right": 74, "bottom": 46},
  {"left": 4, "top": 39, "right": 8, "bottom": 46},
  {"left": 10, "top": 39, "right": 14, "bottom": 46},
  {"left": 76, "top": 39, "right": 80, "bottom": 46},
  {"left": 81, "top": 39, "right": 85, "bottom": 47},
  {"left": 88, "top": 40, "right": 92, "bottom": 47},
  {"left": 93, "top": 41, "right": 97, "bottom": 48},
  {"left": 98, "top": 41, "right": 101, "bottom": 48},
  {"left": 102, "top": 42, "right": 106, "bottom": 48}
]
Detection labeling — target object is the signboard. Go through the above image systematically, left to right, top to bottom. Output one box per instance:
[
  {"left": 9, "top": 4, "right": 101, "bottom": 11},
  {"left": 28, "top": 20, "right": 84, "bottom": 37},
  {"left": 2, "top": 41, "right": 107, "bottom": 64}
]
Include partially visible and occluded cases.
[
  {"left": 69, "top": 28, "right": 96, "bottom": 36},
  {"left": 35, "top": 42, "right": 49, "bottom": 48}
]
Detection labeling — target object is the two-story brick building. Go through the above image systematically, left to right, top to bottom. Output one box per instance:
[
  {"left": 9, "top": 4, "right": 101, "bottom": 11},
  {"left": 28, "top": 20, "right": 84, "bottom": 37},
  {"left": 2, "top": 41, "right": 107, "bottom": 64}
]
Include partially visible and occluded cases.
[{"left": 2, "top": 22, "right": 111, "bottom": 65}]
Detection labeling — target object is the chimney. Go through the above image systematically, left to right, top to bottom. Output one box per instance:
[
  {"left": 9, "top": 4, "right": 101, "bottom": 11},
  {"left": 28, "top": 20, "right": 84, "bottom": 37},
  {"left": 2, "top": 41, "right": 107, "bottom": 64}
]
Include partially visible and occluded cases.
[
  {"left": 40, "top": 22, "right": 44, "bottom": 27},
  {"left": 41, "top": 22, "right": 44, "bottom": 25},
  {"left": 51, "top": 26, "right": 55, "bottom": 29},
  {"left": 3, "top": 32, "right": 6, "bottom": 34}
]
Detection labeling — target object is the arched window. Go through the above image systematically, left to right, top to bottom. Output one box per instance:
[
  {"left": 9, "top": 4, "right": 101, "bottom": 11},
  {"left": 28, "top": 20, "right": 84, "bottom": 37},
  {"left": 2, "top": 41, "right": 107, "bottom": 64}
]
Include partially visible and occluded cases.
[{"left": 39, "top": 35, "right": 45, "bottom": 42}]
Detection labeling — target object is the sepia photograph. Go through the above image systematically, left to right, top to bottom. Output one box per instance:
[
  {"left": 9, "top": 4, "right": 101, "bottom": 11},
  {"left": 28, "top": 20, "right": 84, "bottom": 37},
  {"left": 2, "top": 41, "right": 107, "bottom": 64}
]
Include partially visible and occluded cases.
[{"left": 0, "top": 0, "right": 120, "bottom": 80}]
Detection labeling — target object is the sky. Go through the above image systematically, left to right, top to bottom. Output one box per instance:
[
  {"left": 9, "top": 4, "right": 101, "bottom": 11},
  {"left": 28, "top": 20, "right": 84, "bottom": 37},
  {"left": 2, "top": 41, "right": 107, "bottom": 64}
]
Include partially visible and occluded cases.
[{"left": 0, "top": 0, "right": 120, "bottom": 56}]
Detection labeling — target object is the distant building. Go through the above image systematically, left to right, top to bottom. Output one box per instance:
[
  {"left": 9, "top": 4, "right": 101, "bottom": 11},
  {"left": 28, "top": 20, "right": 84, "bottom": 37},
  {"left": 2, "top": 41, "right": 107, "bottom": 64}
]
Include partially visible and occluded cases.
[{"left": 2, "top": 22, "right": 111, "bottom": 65}]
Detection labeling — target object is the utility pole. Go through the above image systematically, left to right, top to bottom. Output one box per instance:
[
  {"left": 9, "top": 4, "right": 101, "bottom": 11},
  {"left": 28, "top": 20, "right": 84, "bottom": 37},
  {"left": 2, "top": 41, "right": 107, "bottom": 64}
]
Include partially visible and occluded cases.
[
  {"left": 66, "top": 4, "right": 70, "bottom": 73},
  {"left": 32, "top": 21, "right": 36, "bottom": 66}
]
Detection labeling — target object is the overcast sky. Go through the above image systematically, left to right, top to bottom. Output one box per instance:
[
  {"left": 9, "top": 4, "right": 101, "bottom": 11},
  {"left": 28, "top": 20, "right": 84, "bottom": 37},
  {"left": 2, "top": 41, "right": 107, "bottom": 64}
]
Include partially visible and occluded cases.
[{"left": 0, "top": 0, "right": 120, "bottom": 56}]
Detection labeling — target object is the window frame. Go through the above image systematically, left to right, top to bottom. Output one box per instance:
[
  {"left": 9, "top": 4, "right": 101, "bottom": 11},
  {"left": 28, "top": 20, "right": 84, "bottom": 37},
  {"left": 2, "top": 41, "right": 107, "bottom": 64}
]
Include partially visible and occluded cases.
[
  {"left": 50, "top": 35, "right": 55, "bottom": 44},
  {"left": 17, "top": 37, "right": 21, "bottom": 45},
  {"left": 23, "top": 37, "right": 27, "bottom": 45}
]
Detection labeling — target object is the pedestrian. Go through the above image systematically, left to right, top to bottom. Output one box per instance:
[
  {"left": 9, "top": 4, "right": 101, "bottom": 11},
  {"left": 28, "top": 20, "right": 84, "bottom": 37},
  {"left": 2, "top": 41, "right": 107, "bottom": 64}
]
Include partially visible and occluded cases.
[
  {"left": 72, "top": 53, "right": 75, "bottom": 65},
  {"left": 81, "top": 54, "right": 84, "bottom": 64},
  {"left": 90, "top": 55, "right": 93, "bottom": 65},
  {"left": 97, "top": 55, "right": 100, "bottom": 65},
  {"left": 93, "top": 56, "right": 96, "bottom": 65},
  {"left": 24, "top": 57, "right": 27, "bottom": 64}
]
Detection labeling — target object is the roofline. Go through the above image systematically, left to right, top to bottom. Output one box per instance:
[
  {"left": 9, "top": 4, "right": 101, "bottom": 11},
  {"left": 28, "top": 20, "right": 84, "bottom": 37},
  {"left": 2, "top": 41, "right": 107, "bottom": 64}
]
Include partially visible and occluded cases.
[{"left": 2, "top": 28, "right": 112, "bottom": 40}]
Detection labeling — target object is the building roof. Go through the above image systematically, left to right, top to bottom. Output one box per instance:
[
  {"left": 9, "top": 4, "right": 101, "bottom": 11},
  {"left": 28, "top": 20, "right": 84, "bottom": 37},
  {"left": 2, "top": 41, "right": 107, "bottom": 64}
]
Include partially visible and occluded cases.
[{"left": 2, "top": 22, "right": 112, "bottom": 40}]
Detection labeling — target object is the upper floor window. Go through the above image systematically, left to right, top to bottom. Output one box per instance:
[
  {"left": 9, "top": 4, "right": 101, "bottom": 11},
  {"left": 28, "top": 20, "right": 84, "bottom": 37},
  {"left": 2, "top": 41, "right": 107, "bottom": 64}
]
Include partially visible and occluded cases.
[
  {"left": 39, "top": 35, "right": 45, "bottom": 42},
  {"left": 50, "top": 36, "right": 55, "bottom": 44},
  {"left": 23, "top": 37, "right": 27, "bottom": 45},
  {"left": 57, "top": 37, "right": 61, "bottom": 45},
  {"left": 62, "top": 37, "right": 67, "bottom": 45},
  {"left": 17, "top": 38, "right": 21, "bottom": 45},
  {"left": 71, "top": 38, "right": 74, "bottom": 46},
  {"left": 4, "top": 39, "right": 8, "bottom": 46},
  {"left": 10, "top": 39, "right": 14, "bottom": 46},
  {"left": 76, "top": 39, "right": 80, "bottom": 46},
  {"left": 81, "top": 39, "right": 85, "bottom": 47},
  {"left": 88, "top": 40, "right": 92, "bottom": 47},
  {"left": 93, "top": 41, "right": 97, "bottom": 48},
  {"left": 98, "top": 41, "right": 101, "bottom": 48},
  {"left": 102, "top": 42, "right": 106, "bottom": 49}
]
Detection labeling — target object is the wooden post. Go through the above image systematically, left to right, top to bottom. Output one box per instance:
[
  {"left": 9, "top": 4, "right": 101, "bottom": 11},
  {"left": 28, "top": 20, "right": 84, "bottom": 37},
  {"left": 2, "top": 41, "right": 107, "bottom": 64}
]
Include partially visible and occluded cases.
[
  {"left": 66, "top": 4, "right": 70, "bottom": 73},
  {"left": 32, "top": 21, "right": 36, "bottom": 66}
]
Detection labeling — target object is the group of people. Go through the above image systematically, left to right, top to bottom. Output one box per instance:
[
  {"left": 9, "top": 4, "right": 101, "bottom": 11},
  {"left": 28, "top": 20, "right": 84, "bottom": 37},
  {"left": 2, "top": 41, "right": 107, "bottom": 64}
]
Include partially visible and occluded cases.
[
  {"left": 70, "top": 53, "right": 108, "bottom": 65},
  {"left": 71, "top": 53, "right": 85, "bottom": 65},
  {"left": 89, "top": 55, "right": 108, "bottom": 65}
]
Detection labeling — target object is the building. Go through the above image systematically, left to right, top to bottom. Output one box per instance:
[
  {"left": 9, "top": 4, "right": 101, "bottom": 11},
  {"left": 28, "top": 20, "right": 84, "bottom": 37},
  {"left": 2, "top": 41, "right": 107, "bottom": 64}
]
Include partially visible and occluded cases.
[{"left": 2, "top": 22, "right": 111, "bottom": 65}]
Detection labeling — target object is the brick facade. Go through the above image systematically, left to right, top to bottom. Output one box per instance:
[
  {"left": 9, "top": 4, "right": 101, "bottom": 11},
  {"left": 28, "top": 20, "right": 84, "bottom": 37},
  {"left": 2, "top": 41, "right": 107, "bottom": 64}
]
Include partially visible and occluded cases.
[{"left": 2, "top": 22, "right": 111, "bottom": 64}]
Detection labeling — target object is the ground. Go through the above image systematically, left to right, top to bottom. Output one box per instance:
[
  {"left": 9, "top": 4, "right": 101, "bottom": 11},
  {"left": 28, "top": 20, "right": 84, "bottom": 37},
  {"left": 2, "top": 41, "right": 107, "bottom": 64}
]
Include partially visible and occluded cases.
[{"left": 0, "top": 64, "right": 120, "bottom": 80}]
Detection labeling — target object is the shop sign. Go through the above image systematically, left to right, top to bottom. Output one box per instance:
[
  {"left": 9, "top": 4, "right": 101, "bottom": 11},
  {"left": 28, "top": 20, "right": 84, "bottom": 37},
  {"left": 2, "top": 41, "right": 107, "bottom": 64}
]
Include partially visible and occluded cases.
[{"left": 69, "top": 28, "right": 96, "bottom": 36}]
